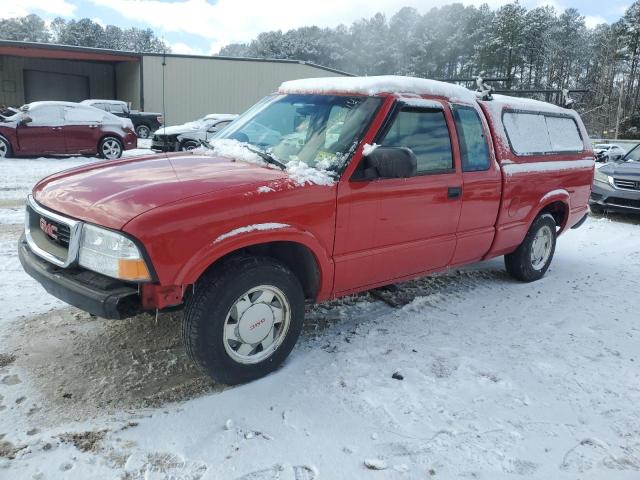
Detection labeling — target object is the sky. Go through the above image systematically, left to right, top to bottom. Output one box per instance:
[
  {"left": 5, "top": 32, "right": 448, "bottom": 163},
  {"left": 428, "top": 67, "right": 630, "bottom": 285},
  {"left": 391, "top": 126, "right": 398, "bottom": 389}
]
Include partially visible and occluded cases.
[{"left": 0, "top": 0, "right": 631, "bottom": 55}]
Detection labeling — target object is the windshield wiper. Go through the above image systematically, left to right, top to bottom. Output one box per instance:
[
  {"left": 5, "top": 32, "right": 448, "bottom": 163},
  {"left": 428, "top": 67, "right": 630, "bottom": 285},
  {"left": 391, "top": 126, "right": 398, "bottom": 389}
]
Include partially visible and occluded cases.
[{"left": 243, "top": 145, "right": 287, "bottom": 170}]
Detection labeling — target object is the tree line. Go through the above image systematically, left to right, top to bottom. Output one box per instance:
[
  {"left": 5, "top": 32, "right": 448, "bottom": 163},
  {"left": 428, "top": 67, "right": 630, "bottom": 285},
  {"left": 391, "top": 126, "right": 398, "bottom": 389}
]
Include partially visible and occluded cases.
[
  {"left": 220, "top": 2, "right": 640, "bottom": 139},
  {"left": 2, "top": 3, "right": 640, "bottom": 137},
  {"left": 0, "top": 14, "right": 168, "bottom": 54}
]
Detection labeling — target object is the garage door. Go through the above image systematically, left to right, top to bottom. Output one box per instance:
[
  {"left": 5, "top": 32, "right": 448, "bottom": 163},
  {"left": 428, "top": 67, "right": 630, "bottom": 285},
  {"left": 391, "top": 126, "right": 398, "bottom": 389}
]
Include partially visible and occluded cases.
[{"left": 24, "top": 70, "right": 90, "bottom": 103}]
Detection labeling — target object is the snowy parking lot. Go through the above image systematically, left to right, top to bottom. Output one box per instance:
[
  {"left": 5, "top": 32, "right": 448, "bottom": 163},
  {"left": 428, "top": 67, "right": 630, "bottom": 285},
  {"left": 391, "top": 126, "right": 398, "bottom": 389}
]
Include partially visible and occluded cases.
[{"left": 0, "top": 150, "right": 639, "bottom": 479}]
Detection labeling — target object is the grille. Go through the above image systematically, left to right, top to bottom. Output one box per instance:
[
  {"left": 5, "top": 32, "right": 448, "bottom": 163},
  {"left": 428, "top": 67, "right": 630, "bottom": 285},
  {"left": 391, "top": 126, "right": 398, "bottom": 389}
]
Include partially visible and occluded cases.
[
  {"left": 613, "top": 178, "right": 640, "bottom": 190},
  {"left": 25, "top": 197, "right": 81, "bottom": 268},
  {"left": 36, "top": 213, "right": 71, "bottom": 248}
]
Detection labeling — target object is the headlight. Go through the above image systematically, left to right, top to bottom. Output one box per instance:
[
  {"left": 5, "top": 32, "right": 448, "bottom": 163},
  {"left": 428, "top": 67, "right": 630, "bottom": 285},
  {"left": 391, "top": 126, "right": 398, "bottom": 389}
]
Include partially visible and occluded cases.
[
  {"left": 594, "top": 168, "right": 611, "bottom": 185},
  {"left": 79, "top": 224, "right": 151, "bottom": 282}
]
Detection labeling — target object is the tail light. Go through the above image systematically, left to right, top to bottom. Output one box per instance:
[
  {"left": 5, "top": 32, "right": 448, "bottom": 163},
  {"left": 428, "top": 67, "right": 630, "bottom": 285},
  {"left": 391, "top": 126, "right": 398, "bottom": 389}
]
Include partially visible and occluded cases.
[{"left": 157, "top": 115, "right": 164, "bottom": 125}]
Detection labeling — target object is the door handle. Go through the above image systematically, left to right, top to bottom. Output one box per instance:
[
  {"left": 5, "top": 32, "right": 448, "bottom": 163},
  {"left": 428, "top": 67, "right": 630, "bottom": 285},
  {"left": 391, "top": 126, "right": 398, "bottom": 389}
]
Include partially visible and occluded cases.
[
  {"left": 89, "top": 125, "right": 98, "bottom": 128},
  {"left": 51, "top": 127, "right": 62, "bottom": 131},
  {"left": 447, "top": 186, "right": 462, "bottom": 199}
]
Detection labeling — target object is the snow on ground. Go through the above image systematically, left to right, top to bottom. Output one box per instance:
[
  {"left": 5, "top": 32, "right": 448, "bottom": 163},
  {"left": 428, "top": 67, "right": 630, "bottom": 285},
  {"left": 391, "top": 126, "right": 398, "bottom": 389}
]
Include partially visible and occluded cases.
[{"left": 0, "top": 153, "right": 639, "bottom": 479}]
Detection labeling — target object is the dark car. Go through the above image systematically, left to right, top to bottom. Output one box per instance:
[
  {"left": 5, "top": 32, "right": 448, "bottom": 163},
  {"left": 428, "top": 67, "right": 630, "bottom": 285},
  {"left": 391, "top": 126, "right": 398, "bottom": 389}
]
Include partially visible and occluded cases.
[
  {"left": 81, "top": 99, "right": 163, "bottom": 139},
  {"left": 0, "top": 101, "right": 137, "bottom": 160},
  {"left": 151, "top": 114, "right": 237, "bottom": 152},
  {"left": 591, "top": 144, "right": 640, "bottom": 213}
]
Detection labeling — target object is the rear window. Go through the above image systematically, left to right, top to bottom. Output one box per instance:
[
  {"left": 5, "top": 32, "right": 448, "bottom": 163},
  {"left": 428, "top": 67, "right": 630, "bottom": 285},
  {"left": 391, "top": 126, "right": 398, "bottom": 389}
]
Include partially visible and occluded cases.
[{"left": 503, "top": 111, "right": 583, "bottom": 155}]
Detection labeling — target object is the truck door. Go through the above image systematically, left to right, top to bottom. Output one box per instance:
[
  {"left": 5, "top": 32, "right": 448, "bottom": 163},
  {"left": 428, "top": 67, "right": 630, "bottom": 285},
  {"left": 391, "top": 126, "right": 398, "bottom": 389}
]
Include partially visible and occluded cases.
[
  {"left": 333, "top": 102, "right": 463, "bottom": 294},
  {"left": 449, "top": 104, "right": 502, "bottom": 265},
  {"left": 15, "top": 105, "right": 66, "bottom": 155}
]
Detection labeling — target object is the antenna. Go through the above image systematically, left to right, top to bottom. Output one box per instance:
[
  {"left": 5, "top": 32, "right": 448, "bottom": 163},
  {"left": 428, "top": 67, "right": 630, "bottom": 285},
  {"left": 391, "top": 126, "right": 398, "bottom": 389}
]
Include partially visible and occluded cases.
[{"left": 161, "top": 38, "right": 167, "bottom": 152}]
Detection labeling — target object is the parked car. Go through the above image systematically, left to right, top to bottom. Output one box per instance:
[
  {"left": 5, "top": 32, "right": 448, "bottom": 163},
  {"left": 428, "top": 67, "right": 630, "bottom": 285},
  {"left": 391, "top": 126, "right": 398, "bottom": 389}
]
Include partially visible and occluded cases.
[
  {"left": 19, "top": 76, "right": 594, "bottom": 385},
  {"left": 81, "top": 99, "right": 163, "bottom": 139},
  {"left": 0, "top": 101, "right": 137, "bottom": 160},
  {"left": 0, "top": 106, "right": 19, "bottom": 120},
  {"left": 151, "top": 114, "right": 238, "bottom": 152},
  {"left": 591, "top": 143, "right": 640, "bottom": 213},
  {"left": 593, "top": 143, "right": 626, "bottom": 162}
]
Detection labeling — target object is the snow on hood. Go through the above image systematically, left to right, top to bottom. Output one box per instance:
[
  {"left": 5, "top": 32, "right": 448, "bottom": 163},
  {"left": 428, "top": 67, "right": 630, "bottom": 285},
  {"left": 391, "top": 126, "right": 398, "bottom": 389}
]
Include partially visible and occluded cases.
[
  {"left": 279, "top": 75, "right": 477, "bottom": 103},
  {"left": 155, "top": 123, "right": 201, "bottom": 136},
  {"left": 196, "top": 139, "right": 336, "bottom": 186}
]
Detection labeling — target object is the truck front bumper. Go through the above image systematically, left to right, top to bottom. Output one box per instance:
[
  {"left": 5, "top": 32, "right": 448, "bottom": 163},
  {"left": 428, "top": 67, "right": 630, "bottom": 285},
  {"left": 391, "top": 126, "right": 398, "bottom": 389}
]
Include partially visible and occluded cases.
[{"left": 19, "top": 235, "right": 141, "bottom": 320}]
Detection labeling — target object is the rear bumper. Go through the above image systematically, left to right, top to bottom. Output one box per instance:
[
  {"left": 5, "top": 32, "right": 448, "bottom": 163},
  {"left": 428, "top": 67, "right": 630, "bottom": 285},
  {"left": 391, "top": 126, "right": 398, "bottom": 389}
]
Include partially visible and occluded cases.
[
  {"left": 123, "top": 132, "right": 138, "bottom": 151},
  {"left": 590, "top": 181, "right": 640, "bottom": 214},
  {"left": 19, "top": 235, "right": 141, "bottom": 319}
]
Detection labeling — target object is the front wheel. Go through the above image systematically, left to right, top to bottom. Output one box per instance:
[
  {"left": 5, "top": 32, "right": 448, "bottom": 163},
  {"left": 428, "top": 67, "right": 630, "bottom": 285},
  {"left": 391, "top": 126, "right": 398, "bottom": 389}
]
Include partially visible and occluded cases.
[
  {"left": 98, "top": 137, "right": 123, "bottom": 160},
  {"left": 180, "top": 140, "right": 199, "bottom": 151},
  {"left": 505, "top": 213, "right": 557, "bottom": 282},
  {"left": 183, "top": 256, "right": 305, "bottom": 385}
]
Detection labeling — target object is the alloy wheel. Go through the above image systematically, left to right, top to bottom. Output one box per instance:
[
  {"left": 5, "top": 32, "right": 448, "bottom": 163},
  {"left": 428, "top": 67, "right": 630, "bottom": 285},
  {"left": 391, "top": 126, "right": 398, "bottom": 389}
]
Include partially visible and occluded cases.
[
  {"left": 102, "top": 139, "right": 122, "bottom": 159},
  {"left": 222, "top": 285, "right": 291, "bottom": 364}
]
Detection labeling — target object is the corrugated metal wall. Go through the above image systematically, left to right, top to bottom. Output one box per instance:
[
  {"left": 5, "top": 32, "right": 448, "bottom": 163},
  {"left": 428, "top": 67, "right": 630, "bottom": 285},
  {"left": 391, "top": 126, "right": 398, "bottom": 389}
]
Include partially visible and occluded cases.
[
  {"left": 142, "top": 55, "right": 345, "bottom": 124},
  {"left": 0, "top": 56, "right": 114, "bottom": 106},
  {"left": 115, "top": 61, "right": 141, "bottom": 110}
]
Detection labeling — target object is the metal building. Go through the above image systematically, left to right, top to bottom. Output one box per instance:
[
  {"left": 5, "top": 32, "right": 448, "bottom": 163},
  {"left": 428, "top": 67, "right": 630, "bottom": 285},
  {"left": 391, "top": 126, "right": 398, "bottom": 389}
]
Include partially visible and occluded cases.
[{"left": 0, "top": 40, "right": 349, "bottom": 124}]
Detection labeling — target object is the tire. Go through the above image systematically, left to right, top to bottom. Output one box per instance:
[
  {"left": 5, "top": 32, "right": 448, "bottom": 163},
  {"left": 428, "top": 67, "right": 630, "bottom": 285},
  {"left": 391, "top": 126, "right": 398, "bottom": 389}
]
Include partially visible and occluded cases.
[
  {"left": 135, "top": 124, "right": 151, "bottom": 139},
  {"left": 0, "top": 136, "right": 11, "bottom": 158},
  {"left": 98, "top": 137, "right": 123, "bottom": 160},
  {"left": 180, "top": 140, "right": 199, "bottom": 151},
  {"left": 505, "top": 213, "right": 557, "bottom": 282},
  {"left": 183, "top": 256, "right": 305, "bottom": 385}
]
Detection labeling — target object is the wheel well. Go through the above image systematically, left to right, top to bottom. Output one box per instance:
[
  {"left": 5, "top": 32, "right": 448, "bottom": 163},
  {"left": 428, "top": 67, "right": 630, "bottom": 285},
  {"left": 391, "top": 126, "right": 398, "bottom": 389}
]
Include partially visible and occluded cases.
[
  {"left": 98, "top": 135, "right": 123, "bottom": 146},
  {"left": 540, "top": 201, "right": 568, "bottom": 229},
  {"left": 202, "top": 242, "right": 321, "bottom": 300}
]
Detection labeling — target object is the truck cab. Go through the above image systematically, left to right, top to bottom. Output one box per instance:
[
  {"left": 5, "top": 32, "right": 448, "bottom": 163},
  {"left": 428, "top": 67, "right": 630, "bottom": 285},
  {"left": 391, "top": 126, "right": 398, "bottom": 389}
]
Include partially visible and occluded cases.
[{"left": 20, "top": 76, "right": 594, "bottom": 384}]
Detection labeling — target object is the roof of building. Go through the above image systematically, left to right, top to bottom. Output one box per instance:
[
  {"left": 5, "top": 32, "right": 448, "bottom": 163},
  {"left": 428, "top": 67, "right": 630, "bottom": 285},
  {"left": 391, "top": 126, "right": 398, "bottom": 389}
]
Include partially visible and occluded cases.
[{"left": 0, "top": 39, "right": 352, "bottom": 76}]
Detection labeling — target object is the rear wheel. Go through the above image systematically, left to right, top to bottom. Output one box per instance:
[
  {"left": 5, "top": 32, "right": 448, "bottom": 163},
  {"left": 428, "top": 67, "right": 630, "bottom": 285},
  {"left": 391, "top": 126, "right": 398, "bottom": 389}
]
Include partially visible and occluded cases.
[
  {"left": 135, "top": 124, "right": 151, "bottom": 139},
  {"left": 0, "top": 136, "right": 11, "bottom": 158},
  {"left": 98, "top": 137, "right": 123, "bottom": 160},
  {"left": 505, "top": 213, "right": 557, "bottom": 282},
  {"left": 183, "top": 256, "right": 305, "bottom": 385}
]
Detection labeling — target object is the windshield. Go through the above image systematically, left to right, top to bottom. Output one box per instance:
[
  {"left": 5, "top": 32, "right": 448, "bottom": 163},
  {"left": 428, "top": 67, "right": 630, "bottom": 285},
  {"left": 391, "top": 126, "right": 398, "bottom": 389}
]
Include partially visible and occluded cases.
[
  {"left": 214, "top": 94, "right": 382, "bottom": 170},
  {"left": 623, "top": 144, "right": 640, "bottom": 162}
]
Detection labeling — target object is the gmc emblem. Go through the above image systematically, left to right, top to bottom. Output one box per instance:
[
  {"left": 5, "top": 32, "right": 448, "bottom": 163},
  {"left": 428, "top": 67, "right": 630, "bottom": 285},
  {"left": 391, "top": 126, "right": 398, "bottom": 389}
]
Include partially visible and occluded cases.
[{"left": 39, "top": 217, "right": 58, "bottom": 240}]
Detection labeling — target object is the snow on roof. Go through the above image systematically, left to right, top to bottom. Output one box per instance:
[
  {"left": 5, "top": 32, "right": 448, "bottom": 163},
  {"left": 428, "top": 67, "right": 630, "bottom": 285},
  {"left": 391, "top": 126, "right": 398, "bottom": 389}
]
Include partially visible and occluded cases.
[
  {"left": 279, "top": 75, "right": 477, "bottom": 103},
  {"left": 480, "top": 93, "right": 570, "bottom": 115},
  {"left": 25, "top": 101, "right": 81, "bottom": 109}
]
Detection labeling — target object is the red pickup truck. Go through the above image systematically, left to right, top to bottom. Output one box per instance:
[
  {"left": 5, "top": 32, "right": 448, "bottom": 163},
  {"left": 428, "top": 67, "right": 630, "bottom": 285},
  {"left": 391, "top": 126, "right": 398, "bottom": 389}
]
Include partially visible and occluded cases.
[{"left": 19, "top": 76, "right": 594, "bottom": 384}]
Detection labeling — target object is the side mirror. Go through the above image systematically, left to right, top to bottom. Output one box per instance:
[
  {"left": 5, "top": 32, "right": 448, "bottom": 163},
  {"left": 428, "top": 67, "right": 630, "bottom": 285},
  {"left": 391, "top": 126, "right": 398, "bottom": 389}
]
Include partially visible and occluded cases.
[
  {"left": 19, "top": 115, "right": 32, "bottom": 126},
  {"left": 364, "top": 146, "right": 417, "bottom": 179},
  {"left": 610, "top": 153, "right": 624, "bottom": 162}
]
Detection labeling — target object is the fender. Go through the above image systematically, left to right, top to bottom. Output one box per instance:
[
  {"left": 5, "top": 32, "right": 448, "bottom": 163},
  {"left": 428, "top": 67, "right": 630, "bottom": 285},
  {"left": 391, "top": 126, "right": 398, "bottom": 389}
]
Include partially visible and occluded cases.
[
  {"left": 484, "top": 188, "right": 570, "bottom": 259},
  {"left": 529, "top": 189, "right": 571, "bottom": 232},
  {"left": 175, "top": 224, "right": 335, "bottom": 301}
]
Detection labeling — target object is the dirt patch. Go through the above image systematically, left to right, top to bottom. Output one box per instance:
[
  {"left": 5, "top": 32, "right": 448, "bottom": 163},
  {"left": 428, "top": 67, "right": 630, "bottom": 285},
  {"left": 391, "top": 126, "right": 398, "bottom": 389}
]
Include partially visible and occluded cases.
[
  {"left": 5, "top": 308, "right": 218, "bottom": 426},
  {"left": 0, "top": 353, "right": 16, "bottom": 368},
  {"left": 59, "top": 429, "right": 109, "bottom": 453},
  {"left": 0, "top": 440, "right": 25, "bottom": 459}
]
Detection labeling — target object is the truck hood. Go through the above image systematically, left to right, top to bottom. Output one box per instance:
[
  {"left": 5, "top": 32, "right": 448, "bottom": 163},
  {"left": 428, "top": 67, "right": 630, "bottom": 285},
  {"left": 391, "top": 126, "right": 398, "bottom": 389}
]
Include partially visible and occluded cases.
[
  {"left": 155, "top": 123, "right": 202, "bottom": 136},
  {"left": 33, "top": 153, "right": 288, "bottom": 229},
  {"left": 599, "top": 161, "right": 640, "bottom": 178}
]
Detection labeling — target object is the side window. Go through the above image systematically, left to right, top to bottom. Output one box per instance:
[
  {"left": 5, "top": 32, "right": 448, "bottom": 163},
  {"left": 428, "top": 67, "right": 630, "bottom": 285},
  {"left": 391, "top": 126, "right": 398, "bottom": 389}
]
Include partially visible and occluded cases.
[
  {"left": 93, "top": 103, "right": 108, "bottom": 112},
  {"left": 109, "top": 103, "right": 126, "bottom": 114},
  {"left": 28, "top": 106, "right": 64, "bottom": 126},
  {"left": 452, "top": 106, "right": 491, "bottom": 172},
  {"left": 64, "top": 107, "right": 103, "bottom": 124},
  {"left": 380, "top": 109, "right": 453, "bottom": 173},
  {"left": 503, "top": 111, "right": 583, "bottom": 155}
]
